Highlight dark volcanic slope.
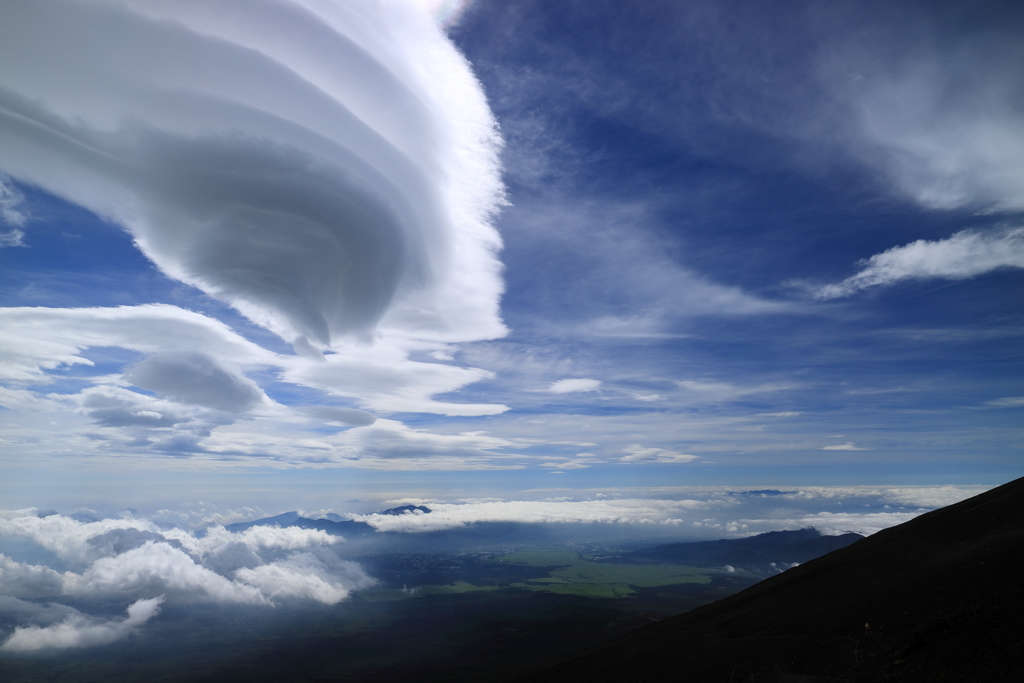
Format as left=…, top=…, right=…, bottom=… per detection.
left=509, top=478, right=1024, bottom=683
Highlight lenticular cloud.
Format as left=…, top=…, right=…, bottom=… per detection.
left=0, top=0, right=506, bottom=347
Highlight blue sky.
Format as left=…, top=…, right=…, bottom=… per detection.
left=1, top=0, right=1022, bottom=518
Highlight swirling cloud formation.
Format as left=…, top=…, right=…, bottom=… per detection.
left=0, top=0, right=505, bottom=348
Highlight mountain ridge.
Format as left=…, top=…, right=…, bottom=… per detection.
left=224, top=505, right=431, bottom=535
left=624, top=528, right=865, bottom=574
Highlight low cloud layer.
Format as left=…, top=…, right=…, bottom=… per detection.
left=0, top=510, right=376, bottom=651
left=1, top=597, right=162, bottom=653
left=354, top=484, right=986, bottom=535
left=0, top=485, right=987, bottom=650
left=815, top=227, right=1024, bottom=299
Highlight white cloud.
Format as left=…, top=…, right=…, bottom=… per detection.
left=0, top=511, right=382, bottom=649
left=0, top=596, right=80, bottom=627
left=845, top=39, right=1024, bottom=212
left=822, top=443, right=871, bottom=451
left=0, top=228, right=25, bottom=249
left=0, top=302, right=508, bottom=462
left=280, top=348, right=507, bottom=416
left=539, top=461, right=590, bottom=469
left=0, top=0, right=511, bottom=439
left=0, top=305, right=274, bottom=385
left=620, top=445, right=699, bottom=464
left=676, top=380, right=792, bottom=403
left=985, top=396, right=1024, bottom=408
left=0, top=307, right=288, bottom=448
left=0, top=0, right=505, bottom=348
left=0, top=511, right=163, bottom=562
left=547, top=378, right=601, bottom=394
left=234, top=549, right=375, bottom=605
left=738, top=511, right=921, bottom=538
left=0, top=554, right=64, bottom=598
left=410, top=485, right=991, bottom=536
left=815, top=227, right=1024, bottom=299
left=353, top=498, right=711, bottom=532
left=301, top=419, right=524, bottom=469
left=0, top=303, right=505, bottom=457
left=0, top=387, right=72, bottom=412
left=504, top=200, right=795, bottom=337
left=298, top=406, right=377, bottom=427
left=348, top=487, right=966, bottom=535
left=173, top=525, right=341, bottom=556
left=124, top=352, right=267, bottom=413
left=0, top=597, right=163, bottom=653
left=0, top=512, right=371, bottom=608
left=75, top=385, right=193, bottom=430
left=63, top=542, right=268, bottom=604
left=0, top=174, right=27, bottom=247
left=861, top=485, right=987, bottom=509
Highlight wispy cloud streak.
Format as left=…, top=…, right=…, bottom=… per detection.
left=814, top=227, right=1024, bottom=299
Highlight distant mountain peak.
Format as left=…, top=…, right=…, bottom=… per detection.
left=224, top=504, right=431, bottom=534
left=376, top=505, right=431, bottom=516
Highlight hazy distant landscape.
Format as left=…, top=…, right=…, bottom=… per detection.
left=0, top=503, right=870, bottom=683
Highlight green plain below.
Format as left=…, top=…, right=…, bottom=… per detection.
left=363, top=548, right=716, bottom=601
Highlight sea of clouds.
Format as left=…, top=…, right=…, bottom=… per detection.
left=0, top=509, right=374, bottom=653
left=353, top=484, right=990, bottom=536
left=0, top=483, right=990, bottom=652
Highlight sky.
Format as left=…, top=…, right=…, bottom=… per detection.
left=1, top=1, right=1022, bottom=521
left=1, top=0, right=1022, bottom=655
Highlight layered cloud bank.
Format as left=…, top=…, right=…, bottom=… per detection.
left=0, top=0, right=512, bottom=460
left=355, top=484, right=988, bottom=536
left=0, top=0, right=505, bottom=346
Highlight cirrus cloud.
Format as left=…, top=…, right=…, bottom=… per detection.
left=547, top=378, right=601, bottom=394
left=620, top=445, right=699, bottom=464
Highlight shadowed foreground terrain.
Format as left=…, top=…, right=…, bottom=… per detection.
left=0, top=526, right=858, bottom=683
left=505, top=477, right=1024, bottom=683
